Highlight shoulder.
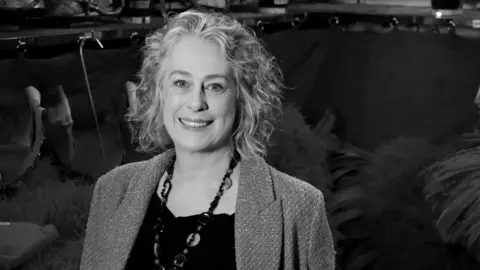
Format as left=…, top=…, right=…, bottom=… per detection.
left=95, top=159, right=150, bottom=191
left=267, top=165, right=332, bottom=245
left=267, top=165, right=327, bottom=227
left=269, top=165, right=325, bottom=206
left=93, top=152, right=165, bottom=203
left=267, top=166, right=335, bottom=259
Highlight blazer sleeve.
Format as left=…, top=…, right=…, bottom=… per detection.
left=308, top=192, right=336, bottom=270
left=80, top=180, right=107, bottom=270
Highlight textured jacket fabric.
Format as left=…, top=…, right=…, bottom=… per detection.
left=80, top=149, right=335, bottom=270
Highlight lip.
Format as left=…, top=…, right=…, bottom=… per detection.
left=178, top=118, right=214, bottom=131
left=179, top=117, right=213, bottom=123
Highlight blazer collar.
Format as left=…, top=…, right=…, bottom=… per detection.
left=234, top=153, right=283, bottom=269
left=106, top=149, right=282, bottom=270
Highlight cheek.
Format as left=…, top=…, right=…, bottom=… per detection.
left=162, top=91, right=181, bottom=115
left=229, top=101, right=237, bottom=119
left=223, top=96, right=237, bottom=122
left=161, top=93, right=176, bottom=126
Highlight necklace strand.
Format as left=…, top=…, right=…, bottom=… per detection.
left=153, top=151, right=240, bottom=270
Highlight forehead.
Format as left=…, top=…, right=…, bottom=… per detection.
left=169, top=35, right=229, bottom=75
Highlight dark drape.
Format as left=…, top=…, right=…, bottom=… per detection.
left=1, top=29, right=480, bottom=150
left=262, top=29, right=480, bottom=149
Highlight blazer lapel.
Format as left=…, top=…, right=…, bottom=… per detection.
left=105, top=150, right=174, bottom=269
left=235, top=156, right=283, bottom=270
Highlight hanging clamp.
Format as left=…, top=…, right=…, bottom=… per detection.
left=291, top=12, right=308, bottom=28
left=16, top=40, right=28, bottom=58
left=328, top=15, right=339, bottom=27
left=389, top=17, right=399, bottom=31
left=130, top=32, right=141, bottom=46
left=79, top=31, right=104, bottom=49
left=446, top=19, right=456, bottom=35
left=256, top=20, right=265, bottom=32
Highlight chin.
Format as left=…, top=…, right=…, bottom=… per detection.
left=173, top=136, right=211, bottom=151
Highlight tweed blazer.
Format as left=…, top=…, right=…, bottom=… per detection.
left=80, top=149, right=335, bottom=270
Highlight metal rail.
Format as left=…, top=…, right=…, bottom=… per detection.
left=0, top=19, right=163, bottom=50
left=2, top=4, right=480, bottom=50
left=0, top=12, right=301, bottom=50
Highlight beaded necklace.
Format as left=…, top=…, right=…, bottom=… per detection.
left=153, top=151, right=240, bottom=270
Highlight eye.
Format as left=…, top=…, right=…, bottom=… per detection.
left=173, top=80, right=189, bottom=88
left=206, top=83, right=226, bottom=93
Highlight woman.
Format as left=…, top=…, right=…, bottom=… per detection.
left=80, top=9, right=335, bottom=270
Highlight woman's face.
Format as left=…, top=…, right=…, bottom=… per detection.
left=162, top=35, right=237, bottom=154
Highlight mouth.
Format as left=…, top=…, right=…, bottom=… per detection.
left=179, top=118, right=214, bottom=128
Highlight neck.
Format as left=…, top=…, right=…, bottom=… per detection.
left=173, top=145, right=235, bottom=185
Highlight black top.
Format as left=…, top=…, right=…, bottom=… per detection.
left=125, top=192, right=237, bottom=270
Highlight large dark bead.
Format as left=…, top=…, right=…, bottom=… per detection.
left=198, top=212, right=212, bottom=225
left=154, top=223, right=164, bottom=234
left=159, top=196, right=167, bottom=206
left=210, top=200, right=219, bottom=209
left=173, top=254, right=187, bottom=267
left=154, top=259, right=161, bottom=265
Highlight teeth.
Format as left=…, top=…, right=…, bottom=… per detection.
left=180, top=119, right=210, bottom=128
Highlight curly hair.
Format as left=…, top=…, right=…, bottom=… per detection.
left=126, top=9, right=285, bottom=159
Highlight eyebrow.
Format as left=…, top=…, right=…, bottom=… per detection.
left=169, top=69, right=228, bottom=80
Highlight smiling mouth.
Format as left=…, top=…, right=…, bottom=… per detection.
left=179, top=118, right=214, bottom=128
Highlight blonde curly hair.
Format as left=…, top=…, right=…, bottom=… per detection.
left=126, top=9, right=285, bottom=158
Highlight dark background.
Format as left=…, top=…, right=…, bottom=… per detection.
left=1, top=28, right=479, bottom=151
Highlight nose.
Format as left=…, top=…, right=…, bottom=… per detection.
left=188, top=86, right=208, bottom=111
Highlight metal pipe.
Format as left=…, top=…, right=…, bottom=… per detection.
left=78, top=33, right=107, bottom=162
